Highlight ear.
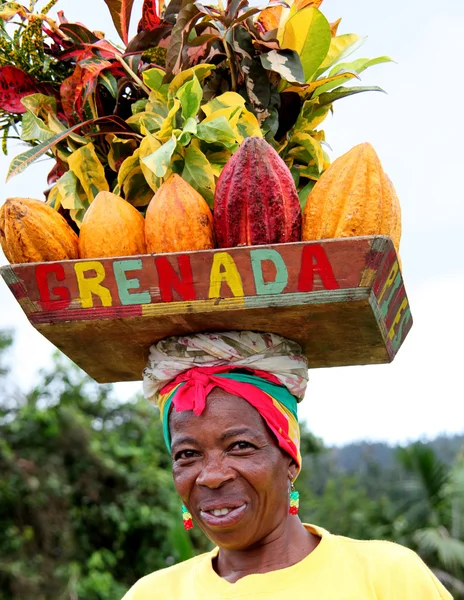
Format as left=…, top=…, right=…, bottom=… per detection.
left=287, top=458, right=299, bottom=483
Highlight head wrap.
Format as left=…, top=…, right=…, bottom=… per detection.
left=143, top=331, right=308, bottom=471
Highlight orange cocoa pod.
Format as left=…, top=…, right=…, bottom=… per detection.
left=0, top=197, right=79, bottom=264
left=145, top=174, right=215, bottom=253
left=302, top=143, right=402, bottom=252
left=79, top=191, right=146, bottom=258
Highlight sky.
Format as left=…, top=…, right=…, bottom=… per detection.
left=1, top=0, right=463, bottom=446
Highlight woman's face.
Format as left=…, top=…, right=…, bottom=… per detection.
left=169, top=388, right=298, bottom=550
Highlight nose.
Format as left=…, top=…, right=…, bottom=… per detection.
left=196, top=454, right=236, bottom=489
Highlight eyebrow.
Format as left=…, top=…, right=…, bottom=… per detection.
left=219, top=427, right=260, bottom=441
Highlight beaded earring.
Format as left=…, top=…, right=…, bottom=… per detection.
left=289, top=481, right=299, bottom=515
left=182, top=504, right=194, bottom=530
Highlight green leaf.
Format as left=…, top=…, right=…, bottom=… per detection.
left=280, top=7, right=331, bottom=82
left=6, top=120, right=92, bottom=181
left=260, top=50, right=305, bottom=84
left=196, top=116, right=238, bottom=148
left=99, top=71, right=118, bottom=98
left=183, top=117, right=197, bottom=135
left=176, top=75, right=202, bottom=121
left=143, top=68, right=169, bottom=98
left=290, top=132, right=324, bottom=172
left=68, top=143, right=109, bottom=203
left=329, top=56, right=393, bottom=78
left=181, top=145, right=215, bottom=207
left=315, top=85, right=385, bottom=108
left=298, top=179, right=315, bottom=211
left=56, top=170, right=87, bottom=211
left=20, top=112, right=54, bottom=142
left=168, top=64, right=216, bottom=101
left=141, top=134, right=177, bottom=178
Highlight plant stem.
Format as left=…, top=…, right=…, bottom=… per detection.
left=114, top=55, right=151, bottom=96
left=224, top=40, right=237, bottom=92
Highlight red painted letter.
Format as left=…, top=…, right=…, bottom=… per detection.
left=35, top=263, right=71, bottom=310
left=155, top=255, right=196, bottom=302
left=298, top=245, right=340, bottom=292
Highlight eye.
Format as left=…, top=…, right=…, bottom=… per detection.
left=174, top=449, right=200, bottom=461
left=229, top=441, right=257, bottom=452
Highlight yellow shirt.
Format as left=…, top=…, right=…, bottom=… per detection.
left=122, top=524, right=453, bottom=599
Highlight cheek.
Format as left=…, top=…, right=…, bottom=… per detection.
left=172, top=464, right=197, bottom=500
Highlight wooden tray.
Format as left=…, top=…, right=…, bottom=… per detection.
left=0, top=236, right=412, bottom=383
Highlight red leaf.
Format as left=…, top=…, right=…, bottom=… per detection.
left=138, top=0, right=161, bottom=32
left=0, top=66, right=39, bottom=114
left=47, top=156, right=68, bottom=185
left=102, top=0, right=136, bottom=46
left=60, top=65, right=84, bottom=124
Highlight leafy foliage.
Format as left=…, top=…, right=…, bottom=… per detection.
left=0, top=0, right=391, bottom=223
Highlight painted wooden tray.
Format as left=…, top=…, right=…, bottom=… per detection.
left=0, top=235, right=412, bottom=383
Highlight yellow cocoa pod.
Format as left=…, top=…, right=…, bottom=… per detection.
left=0, top=197, right=79, bottom=264
left=302, top=143, right=402, bottom=252
left=145, top=174, right=215, bottom=253
left=79, top=191, right=146, bottom=259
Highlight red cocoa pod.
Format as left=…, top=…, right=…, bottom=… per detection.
left=214, top=136, right=302, bottom=247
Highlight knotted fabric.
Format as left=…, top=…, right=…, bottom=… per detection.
left=143, top=332, right=309, bottom=472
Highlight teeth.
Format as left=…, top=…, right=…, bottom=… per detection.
left=210, top=508, right=232, bottom=516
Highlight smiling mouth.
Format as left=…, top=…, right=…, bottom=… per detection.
left=199, top=504, right=247, bottom=527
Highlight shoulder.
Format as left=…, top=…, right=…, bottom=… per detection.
left=121, top=551, right=212, bottom=600
left=310, top=525, right=452, bottom=598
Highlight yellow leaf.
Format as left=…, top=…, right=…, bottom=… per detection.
left=237, top=110, right=262, bottom=140
left=67, top=143, right=109, bottom=203
left=201, top=92, right=245, bottom=119
left=283, top=71, right=357, bottom=98
left=139, top=135, right=162, bottom=192
left=156, top=98, right=181, bottom=141
left=318, top=33, right=360, bottom=73
left=168, top=64, right=216, bottom=100
left=118, top=149, right=154, bottom=207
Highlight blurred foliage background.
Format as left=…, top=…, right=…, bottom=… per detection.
left=0, top=328, right=463, bottom=599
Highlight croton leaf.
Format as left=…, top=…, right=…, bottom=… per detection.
left=21, top=93, right=57, bottom=118
left=0, top=66, right=39, bottom=114
left=260, top=49, right=305, bottom=84
left=59, top=23, right=100, bottom=44
left=56, top=170, right=88, bottom=211
left=196, top=116, right=238, bottom=148
left=141, top=133, right=177, bottom=178
left=67, top=143, right=109, bottom=202
left=166, top=2, right=202, bottom=74
left=168, top=64, right=216, bottom=100
left=118, top=150, right=154, bottom=206
left=102, top=0, right=136, bottom=45
left=6, top=119, right=93, bottom=181
left=138, top=0, right=161, bottom=32
left=315, top=85, right=384, bottom=109
left=280, top=7, right=331, bottom=82
left=181, top=144, right=215, bottom=207
left=176, top=75, right=202, bottom=121
left=139, top=134, right=162, bottom=191
left=20, top=112, right=54, bottom=142
left=316, top=33, right=363, bottom=76
left=61, top=65, right=85, bottom=124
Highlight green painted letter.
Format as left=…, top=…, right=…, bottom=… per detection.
left=250, top=249, right=288, bottom=295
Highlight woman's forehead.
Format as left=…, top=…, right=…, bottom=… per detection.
left=169, top=390, right=268, bottom=437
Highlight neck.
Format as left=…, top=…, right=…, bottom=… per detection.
left=214, top=517, right=319, bottom=583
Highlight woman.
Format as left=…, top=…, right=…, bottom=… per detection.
left=123, top=332, right=452, bottom=599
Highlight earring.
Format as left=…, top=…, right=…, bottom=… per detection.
left=182, top=504, right=194, bottom=530
left=289, top=481, right=299, bottom=515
